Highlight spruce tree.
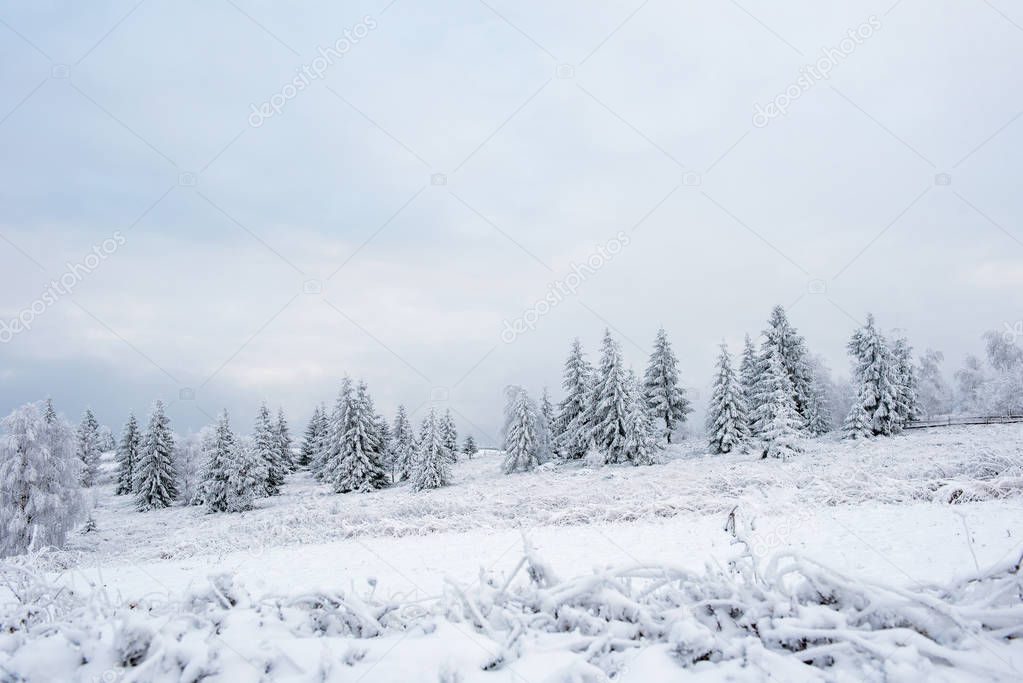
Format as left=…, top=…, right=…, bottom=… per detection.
left=842, top=390, right=873, bottom=439
left=227, top=437, right=268, bottom=512
left=195, top=410, right=236, bottom=512
left=411, top=409, right=452, bottom=491
left=134, top=401, right=178, bottom=511
left=754, top=306, right=815, bottom=432
left=805, top=381, right=833, bottom=436
left=752, top=349, right=803, bottom=459
left=706, top=342, right=750, bottom=455
left=392, top=404, right=415, bottom=481
left=623, top=372, right=657, bottom=465
left=463, top=434, right=478, bottom=459
left=739, top=334, right=761, bottom=431
left=76, top=408, right=101, bottom=487
left=298, top=405, right=323, bottom=468
left=441, top=409, right=458, bottom=463
left=845, top=314, right=900, bottom=437
left=892, top=336, right=920, bottom=426
left=555, top=338, right=593, bottom=459
left=275, top=408, right=294, bottom=471
left=642, top=327, right=691, bottom=443
left=501, top=386, right=547, bottom=473
left=253, top=403, right=285, bottom=496
left=330, top=381, right=389, bottom=493
left=0, top=401, right=84, bottom=557
left=540, top=387, right=556, bottom=439
left=115, top=413, right=141, bottom=495
left=590, top=329, right=630, bottom=463
left=317, top=379, right=353, bottom=482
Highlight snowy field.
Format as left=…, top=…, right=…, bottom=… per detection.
left=4, top=424, right=1023, bottom=681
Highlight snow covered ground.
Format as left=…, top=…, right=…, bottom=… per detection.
left=4, top=425, right=1023, bottom=681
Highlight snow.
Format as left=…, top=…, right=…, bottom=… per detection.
left=3, top=424, right=1023, bottom=681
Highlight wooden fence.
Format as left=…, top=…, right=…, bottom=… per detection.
left=904, top=414, right=1023, bottom=430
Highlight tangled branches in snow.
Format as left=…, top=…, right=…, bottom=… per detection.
left=3, top=528, right=1023, bottom=682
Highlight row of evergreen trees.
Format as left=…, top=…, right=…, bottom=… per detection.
left=705, top=308, right=920, bottom=458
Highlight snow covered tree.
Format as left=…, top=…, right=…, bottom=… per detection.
left=97, top=425, right=116, bottom=453
left=752, top=348, right=803, bottom=459
left=540, top=387, right=556, bottom=439
left=891, top=336, right=920, bottom=425
left=556, top=338, right=593, bottom=459
left=253, top=403, right=286, bottom=496
left=642, top=327, right=691, bottom=442
left=917, top=349, right=950, bottom=417
left=755, top=306, right=815, bottom=432
left=115, top=413, right=141, bottom=495
left=623, top=372, right=658, bottom=465
left=275, top=408, right=294, bottom=472
left=392, top=404, right=415, bottom=481
left=842, top=389, right=873, bottom=439
left=706, top=342, right=750, bottom=455
left=0, top=401, right=84, bottom=557
left=805, top=379, right=833, bottom=436
left=463, top=434, right=478, bottom=459
left=328, top=381, right=389, bottom=493
left=317, top=379, right=353, bottom=482
left=298, top=405, right=324, bottom=468
left=441, top=409, right=458, bottom=463
left=174, top=430, right=205, bottom=505
left=739, top=334, right=761, bottom=428
left=76, top=408, right=101, bottom=487
left=501, top=386, right=549, bottom=473
left=195, top=411, right=265, bottom=513
left=134, top=401, right=178, bottom=511
left=590, top=330, right=631, bottom=463
left=411, top=409, right=452, bottom=491
left=844, top=315, right=900, bottom=437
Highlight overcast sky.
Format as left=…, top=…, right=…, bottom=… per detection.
left=1, top=0, right=1021, bottom=442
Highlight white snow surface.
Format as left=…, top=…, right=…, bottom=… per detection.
left=3, top=425, right=1023, bottom=682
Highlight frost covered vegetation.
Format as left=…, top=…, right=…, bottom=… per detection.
left=2, top=529, right=1022, bottom=682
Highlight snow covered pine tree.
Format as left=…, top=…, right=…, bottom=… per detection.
left=502, top=386, right=550, bottom=473
left=441, top=409, right=458, bottom=463
left=392, top=404, right=415, bottom=481
left=642, top=327, right=691, bottom=443
left=706, top=342, right=750, bottom=454
left=463, top=434, right=478, bottom=459
left=298, top=405, right=323, bottom=468
left=844, top=314, right=901, bottom=437
left=76, top=408, right=101, bottom=487
left=590, top=330, right=631, bottom=463
left=253, top=403, right=287, bottom=496
left=556, top=338, right=593, bottom=459
left=275, top=408, right=294, bottom=471
left=411, top=409, right=452, bottom=491
left=751, top=349, right=803, bottom=459
left=331, top=381, right=389, bottom=493
left=115, top=413, right=141, bottom=495
left=134, top=401, right=178, bottom=511
left=623, top=372, right=658, bottom=465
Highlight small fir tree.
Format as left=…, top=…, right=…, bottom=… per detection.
left=623, top=372, right=658, bottom=465
left=463, top=434, right=478, bottom=459
left=330, top=381, right=389, bottom=493
left=556, top=338, right=593, bottom=459
left=411, top=410, right=452, bottom=491
left=752, top=349, right=803, bottom=459
left=76, top=408, right=101, bottom=487
left=253, top=403, right=286, bottom=496
left=441, top=409, right=458, bottom=463
left=392, top=404, right=415, bottom=481
left=134, top=401, right=178, bottom=511
left=115, top=413, right=141, bottom=495
left=275, top=408, right=294, bottom=471
left=642, top=327, right=691, bottom=442
left=590, top=330, right=631, bottom=463
left=298, top=405, right=323, bottom=468
left=501, top=386, right=547, bottom=473
left=706, top=342, right=750, bottom=455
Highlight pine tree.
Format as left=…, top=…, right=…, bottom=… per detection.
left=805, top=380, right=833, bottom=436
left=76, top=408, right=101, bottom=487
left=253, top=403, right=285, bottom=496
left=752, top=349, right=803, bottom=459
left=844, top=314, right=900, bottom=437
left=314, top=403, right=331, bottom=474
left=739, top=334, right=761, bottom=430
left=134, top=401, right=178, bottom=511
left=842, top=389, right=873, bottom=439
left=194, top=410, right=236, bottom=512
left=317, top=379, right=353, bottom=482
left=329, top=381, right=389, bottom=493
left=115, top=413, right=141, bottom=495
left=227, top=437, right=268, bottom=512
left=411, top=410, right=452, bottom=491
left=892, top=336, right=920, bottom=426
left=540, top=387, right=556, bottom=439
left=441, top=409, right=458, bottom=463
left=275, top=408, right=294, bottom=472
left=753, top=307, right=815, bottom=432
left=706, top=342, right=750, bottom=455
left=298, top=405, right=323, bottom=468
left=642, top=327, right=691, bottom=443
left=623, top=372, right=658, bottom=465
left=375, top=412, right=393, bottom=477
left=556, top=338, right=593, bottom=459
left=0, top=401, right=84, bottom=557
left=463, top=434, right=477, bottom=459
left=590, top=330, right=631, bottom=463
left=501, top=386, right=548, bottom=473
left=392, top=404, right=415, bottom=481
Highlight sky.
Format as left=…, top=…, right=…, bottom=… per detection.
left=0, top=0, right=1021, bottom=444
